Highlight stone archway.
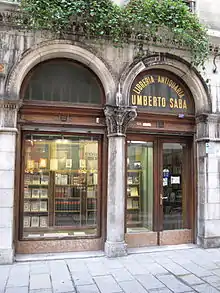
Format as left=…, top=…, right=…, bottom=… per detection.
left=120, top=53, right=211, bottom=114
left=5, top=40, right=116, bottom=104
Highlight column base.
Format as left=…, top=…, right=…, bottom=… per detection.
left=0, top=248, right=14, bottom=264
left=105, top=241, right=128, bottom=258
left=197, top=236, right=220, bottom=248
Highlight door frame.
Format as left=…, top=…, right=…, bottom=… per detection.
left=125, top=134, right=195, bottom=247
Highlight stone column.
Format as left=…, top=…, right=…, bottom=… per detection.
left=104, top=105, right=137, bottom=257
left=0, top=99, right=20, bottom=264
left=196, top=114, right=220, bottom=248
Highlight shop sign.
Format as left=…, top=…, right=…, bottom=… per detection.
left=130, top=73, right=195, bottom=114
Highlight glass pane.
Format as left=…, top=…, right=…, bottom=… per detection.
left=22, top=134, right=100, bottom=239
left=162, top=143, right=186, bottom=230
left=23, top=59, right=103, bottom=104
left=126, top=141, right=154, bottom=233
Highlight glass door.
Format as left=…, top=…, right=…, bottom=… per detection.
left=158, top=140, right=193, bottom=245
left=126, top=136, right=194, bottom=247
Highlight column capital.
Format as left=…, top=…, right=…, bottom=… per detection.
left=104, top=105, right=137, bottom=137
left=0, top=99, right=22, bottom=131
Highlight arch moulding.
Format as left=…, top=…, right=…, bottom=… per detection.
left=5, top=40, right=116, bottom=104
left=120, top=53, right=211, bottom=115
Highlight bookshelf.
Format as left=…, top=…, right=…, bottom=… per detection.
left=127, top=170, right=142, bottom=227
left=23, top=172, right=49, bottom=229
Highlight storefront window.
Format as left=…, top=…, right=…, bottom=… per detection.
left=22, top=134, right=100, bottom=239
left=126, top=141, right=154, bottom=233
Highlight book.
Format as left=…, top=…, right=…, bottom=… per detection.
left=32, top=175, right=40, bottom=185
left=40, top=216, right=48, bottom=227
left=127, top=198, right=133, bottom=209
left=24, top=188, right=31, bottom=198
left=127, top=177, right=133, bottom=185
left=130, top=187, right=139, bottom=197
left=23, top=216, right=31, bottom=228
left=40, top=189, right=48, bottom=198
left=31, top=201, right=40, bottom=212
left=41, top=175, right=49, bottom=185
left=24, top=200, right=31, bottom=212
left=40, top=201, right=48, bottom=212
left=24, top=174, right=32, bottom=186
left=31, top=216, right=40, bottom=227
left=32, top=189, right=40, bottom=198
left=61, top=174, right=68, bottom=185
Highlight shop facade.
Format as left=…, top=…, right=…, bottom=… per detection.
left=0, top=38, right=219, bottom=264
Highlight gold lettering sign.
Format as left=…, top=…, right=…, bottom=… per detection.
left=130, top=73, right=194, bottom=115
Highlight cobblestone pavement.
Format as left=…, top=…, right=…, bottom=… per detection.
left=2, top=247, right=220, bottom=292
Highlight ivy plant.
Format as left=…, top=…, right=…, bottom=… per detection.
left=19, top=0, right=209, bottom=66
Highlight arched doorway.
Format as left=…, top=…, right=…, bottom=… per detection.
left=16, top=59, right=107, bottom=254
left=125, top=69, right=196, bottom=247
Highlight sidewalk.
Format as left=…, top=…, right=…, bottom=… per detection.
left=1, top=246, right=220, bottom=293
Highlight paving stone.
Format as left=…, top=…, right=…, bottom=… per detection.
left=94, top=275, right=123, bottom=293
left=119, top=280, right=148, bottom=293
left=66, top=260, right=88, bottom=273
left=160, top=262, right=190, bottom=276
left=202, top=275, right=220, bottom=287
left=30, top=262, right=50, bottom=274
left=180, top=262, right=213, bottom=278
left=180, top=274, right=204, bottom=285
left=5, top=287, right=29, bottom=293
left=76, top=284, right=100, bottom=293
left=135, top=274, right=165, bottom=290
left=110, top=268, right=134, bottom=282
left=148, top=289, right=173, bottom=293
left=86, top=262, right=109, bottom=277
left=143, top=263, right=169, bottom=275
left=30, top=274, right=51, bottom=290
left=102, top=258, right=124, bottom=269
left=6, top=268, right=29, bottom=287
left=193, top=283, right=220, bottom=293
left=71, top=271, right=94, bottom=286
left=51, top=279, right=76, bottom=293
left=29, top=289, right=53, bottom=293
left=212, top=269, right=220, bottom=277
left=157, top=274, right=192, bottom=293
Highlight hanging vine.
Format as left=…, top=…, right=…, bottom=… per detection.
left=18, top=0, right=209, bottom=66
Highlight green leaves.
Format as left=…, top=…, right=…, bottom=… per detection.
left=19, top=0, right=209, bottom=66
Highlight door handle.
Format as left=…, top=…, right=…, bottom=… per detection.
left=160, top=194, right=168, bottom=205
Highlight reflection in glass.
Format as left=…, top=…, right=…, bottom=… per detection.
left=22, top=134, right=99, bottom=239
left=162, top=143, right=186, bottom=230
left=126, top=141, right=153, bottom=233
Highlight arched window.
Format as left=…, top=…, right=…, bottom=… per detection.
left=21, top=59, right=104, bottom=105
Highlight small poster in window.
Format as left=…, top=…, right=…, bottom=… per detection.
left=171, top=176, right=180, bottom=185
left=27, top=160, right=35, bottom=170
left=39, top=158, right=47, bottom=168
left=163, top=177, right=168, bottom=186
left=66, top=159, right=72, bottom=168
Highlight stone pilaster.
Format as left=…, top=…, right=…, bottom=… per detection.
left=0, top=99, right=21, bottom=264
left=104, top=105, right=137, bottom=257
left=196, top=113, right=220, bottom=248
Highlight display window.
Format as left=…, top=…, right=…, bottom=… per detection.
left=21, top=133, right=101, bottom=239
